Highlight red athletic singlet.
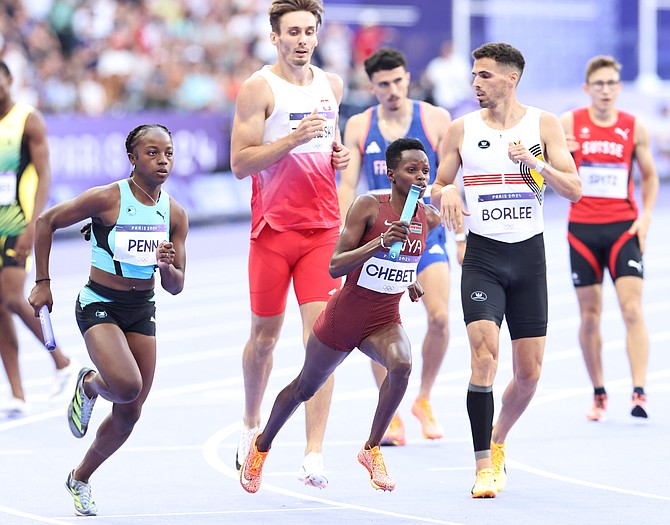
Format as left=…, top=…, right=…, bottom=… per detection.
left=249, top=66, right=341, bottom=238
left=312, top=194, right=427, bottom=351
left=568, top=108, right=637, bottom=224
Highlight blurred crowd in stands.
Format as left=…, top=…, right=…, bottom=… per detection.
left=0, top=0, right=475, bottom=118
left=2, top=0, right=272, bottom=114
left=2, top=0, right=668, bottom=176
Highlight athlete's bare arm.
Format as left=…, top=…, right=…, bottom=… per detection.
left=422, top=102, right=452, bottom=162
left=518, top=112, right=581, bottom=202
left=326, top=72, right=350, bottom=172
left=230, top=75, right=327, bottom=179
left=424, top=203, right=442, bottom=234
left=159, top=199, right=188, bottom=295
left=329, top=194, right=410, bottom=278
left=29, top=184, right=122, bottom=314
left=431, top=118, right=466, bottom=232
left=559, top=111, right=580, bottom=154
left=630, top=118, right=659, bottom=251
left=338, top=111, right=366, bottom=219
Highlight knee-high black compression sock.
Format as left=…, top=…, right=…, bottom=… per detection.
left=467, top=384, right=494, bottom=460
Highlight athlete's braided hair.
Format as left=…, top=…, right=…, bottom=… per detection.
left=125, top=124, right=172, bottom=155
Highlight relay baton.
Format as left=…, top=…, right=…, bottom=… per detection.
left=39, top=305, right=56, bottom=352
left=388, top=184, right=422, bottom=261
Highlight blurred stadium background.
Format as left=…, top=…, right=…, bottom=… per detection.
left=2, top=0, right=669, bottom=223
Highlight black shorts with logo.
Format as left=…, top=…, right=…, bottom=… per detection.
left=461, top=232, right=548, bottom=340
left=568, top=220, right=642, bottom=287
left=75, top=280, right=156, bottom=336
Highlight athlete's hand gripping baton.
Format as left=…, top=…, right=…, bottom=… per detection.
left=388, top=184, right=422, bottom=261
left=39, top=305, right=56, bottom=351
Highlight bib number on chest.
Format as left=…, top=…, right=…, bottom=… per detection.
left=475, top=191, right=540, bottom=234
left=113, top=224, right=168, bottom=266
left=579, top=162, right=628, bottom=199
left=289, top=111, right=336, bottom=154
left=357, top=252, right=420, bottom=294
left=0, top=172, right=17, bottom=205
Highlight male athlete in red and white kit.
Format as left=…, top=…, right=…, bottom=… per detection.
left=230, top=0, right=350, bottom=489
left=560, top=55, right=659, bottom=422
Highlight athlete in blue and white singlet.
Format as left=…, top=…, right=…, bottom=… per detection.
left=360, top=101, right=449, bottom=272
left=78, top=179, right=170, bottom=311
left=28, top=124, right=188, bottom=516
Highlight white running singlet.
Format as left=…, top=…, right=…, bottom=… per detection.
left=461, top=107, right=546, bottom=243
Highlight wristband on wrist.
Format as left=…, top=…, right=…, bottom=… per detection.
left=35, top=278, right=51, bottom=284
left=442, top=183, right=458, bottom=193
left=534, top=159, right=546, bottom=173
left=454, top=232, right=467, bottom=242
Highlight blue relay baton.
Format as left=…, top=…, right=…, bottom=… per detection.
left=388, top=184, right=422, bottom=261
left=39, top=305, right=56, bottom=351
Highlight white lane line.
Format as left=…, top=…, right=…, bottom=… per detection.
left=0, top=506, right=76, bottom=525
left=52, top=507, right=348, bottom=519
left=506, top=460, right=670, bottom=501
